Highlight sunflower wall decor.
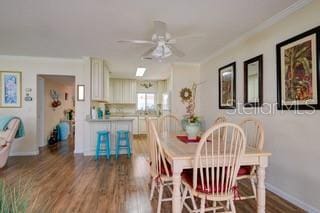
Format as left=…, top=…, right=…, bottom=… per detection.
left=180, top=87, right=192, bottom=102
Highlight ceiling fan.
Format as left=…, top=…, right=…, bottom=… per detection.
left=118, top=21, right=203, bottom=60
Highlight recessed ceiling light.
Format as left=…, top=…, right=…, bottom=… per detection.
left=136, top=67, right=146, bottom=77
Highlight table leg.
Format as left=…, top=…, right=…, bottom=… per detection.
left=257, top=164, right=266, bottom=213
left=172, top=172, right=182, bottom=213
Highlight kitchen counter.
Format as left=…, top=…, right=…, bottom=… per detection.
left=87, top=118, right=135, bottom=122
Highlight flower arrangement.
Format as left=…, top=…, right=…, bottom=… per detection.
left=180, top=83, right=198, bottom=123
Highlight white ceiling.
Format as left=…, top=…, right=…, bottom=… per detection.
left=0, top=0, right=299, bottom=79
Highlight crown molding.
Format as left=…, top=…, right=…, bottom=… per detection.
left=201, top=0, right=314, bottom=64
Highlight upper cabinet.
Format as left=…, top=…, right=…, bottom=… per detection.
left=122, top=79, right=137, bottom=104
left=91, top=58, right=110, bottom=102
left=109, top=79, right=136, bottom=104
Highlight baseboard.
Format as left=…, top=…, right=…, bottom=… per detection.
left=266, top=183, right=320, bottom=213
left=9, top=150, right=39, bottom=156
left=84, top=150, right=132, bottom=156
left=73, top=150, right=83, bottom=154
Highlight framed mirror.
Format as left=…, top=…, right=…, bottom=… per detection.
left=244, top=55, right=263, bottom=107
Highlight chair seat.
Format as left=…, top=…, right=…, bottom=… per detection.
left=181, top=169, right=227, bottom=194
left=237, top=166, right=252, bottom=176
left=97, top=130, right=109, bottom=135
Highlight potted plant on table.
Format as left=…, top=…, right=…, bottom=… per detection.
left=180, top=83, right=201, bottom=140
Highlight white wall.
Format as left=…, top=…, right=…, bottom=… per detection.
left=0, top=56, right=90, bottom=155
left=199, top=1, right=320, bottom=211
left=171, top=63, right=200, bottom=119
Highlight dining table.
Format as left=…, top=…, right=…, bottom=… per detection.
left=159, top=133, right=272, bottom=213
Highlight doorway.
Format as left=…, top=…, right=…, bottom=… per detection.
left=37, top=75, right=76, bottom=152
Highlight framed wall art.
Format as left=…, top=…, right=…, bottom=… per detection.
left=276, top=26, right=320, bottom=110
left=218, top=62, right=236, bottom=109
left=0, top=71, right=22, bottom=108
left=244, top=55, right=263, bottom=107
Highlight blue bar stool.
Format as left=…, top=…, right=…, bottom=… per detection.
left=115, top=130, right=131, bottom=159
left=96, top=130, right=111, bottom=160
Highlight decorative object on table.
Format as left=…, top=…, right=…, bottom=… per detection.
left=140, top=81, right=153, bottom=89
left=104, top=105, right=111, bottom=119
left=276, top=26, right=320, bottom=110
left=219, top=62, right=236, bottom=109
left=91, top=106, right=97, bottom=119
left=24, top=88, right=33, bottom=102
left=97, top=107, right=103, bottom=119
left=180, top=82, right=201, bottom=140
left=49, top=89, right=61, bottom=108
left=0, top=71, right=22, bottom=108
left=176, top=135, right=201, bottom=143
left=77, top=84, right=85, bottom=101
left=244, top=55, right=263, bottom=107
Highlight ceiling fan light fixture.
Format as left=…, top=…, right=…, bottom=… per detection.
left=136, top=67, right=146, bottom=77
left=152, top=45, right=172, bottom=58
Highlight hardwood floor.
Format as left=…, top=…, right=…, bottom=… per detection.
left=0, top=136, right=305, bottom=213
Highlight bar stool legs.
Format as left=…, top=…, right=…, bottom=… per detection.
left=95, top=131, right=111, bottom=160
left=116, top=130, right=131, bottom=159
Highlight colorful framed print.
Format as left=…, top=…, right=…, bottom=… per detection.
left=219, top=62, right=236, bottom=109
left=0, top=71, right=22, bottom=108
left=276, top=26, right=320, bottom=110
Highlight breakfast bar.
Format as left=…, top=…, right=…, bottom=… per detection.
left=85, top=118, right=134, bottom=156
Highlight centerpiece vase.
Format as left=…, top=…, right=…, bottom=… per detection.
left=185, top=122, right=200, bottom=140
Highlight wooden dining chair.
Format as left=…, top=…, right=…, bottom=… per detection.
left=213, top=115, right=227, bottom=125
left=181, top=122, right=246, bottom=213
left=213, top=115, right=227, bottom=140
left=236, top=117, right=264, bottom=200
left=158, top=114, right=181, bottom=137
left=147, top=118, right=173, bottom=213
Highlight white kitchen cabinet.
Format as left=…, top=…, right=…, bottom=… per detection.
left=103, top=61, right=110, bottom=101
left=108, top=78, right=114, bottom=103
left=130, top=117, right=138, bottom=134
left=138, top=116, right=158, bottom=134
left=110, top=79, right=136, bottom=104
left=112, top=79, right=123, bottom=103
left=122, top=79, right=131, bottom=104
left=111, top=116, right=138, bottom=135
left=122, top=79, right=137, bottom=104
left=138, top=117, right=147, bottom=134
left=91, top=58, right=110, bottom=102
left=130, top=80, right=137, bottom=104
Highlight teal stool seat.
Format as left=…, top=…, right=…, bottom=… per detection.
left=115, top=130, right=131, bottom=159
left=96, top=130, right=111, bottom=160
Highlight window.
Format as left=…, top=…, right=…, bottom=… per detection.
left=137, top=93, right=155, bottom=111
left=162, top=93, right=170, bottom=110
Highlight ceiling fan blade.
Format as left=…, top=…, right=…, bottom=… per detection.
left=154, top=21, right=167, bottom=37
left=141, top=47, right=156, bottom=57
left=117, top=40, right=155, bottom=44
left=167, top=33, right=205, bottom=43
left=168, top=45, right=185, bottom=57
